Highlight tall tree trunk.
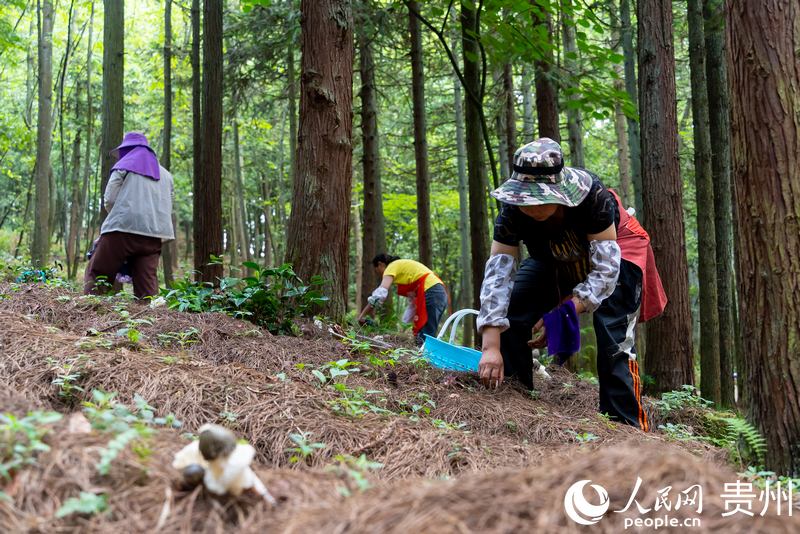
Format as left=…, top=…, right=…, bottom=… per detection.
left=260, top=173, right=274, bottom=266
left=521, top=65, right=534, bottom=141
left=452, top=18, right=472, bottom=347
left=613, top=82, right=632, bottom=206
left=32, top=0, right=54, bottom=268
left=461, top=0, right=489, bottom=316
left=285, top=0, right=354, bottom=320
left=609, top=1, right=632, bottom=206
left=285, top=42, right=298, bottom=254
left=357, top=16, right=386, bottom=308
left=161, top=0, right=175, bottom=287
left=532, top=3, right=559, bottom=141
left=352, top=189, right=363, bottom=309
left=78, top=0, right=95, bottom=278
left=502, top=62, right=516, bottom=171
left=408, top=1, right=432, bottom=267
left=728, top=0, right=800, bottom=475
left=232, top=112, right=251, bottom=265
left=190, top=0, right=201, bottom=267
left=100, top=0, right=123, bottom=221
left=66, top=129, right=82, bottom=279
left=638, top=0, right=694, bottom=393
left=194, top=0, right=223, bottom=283
left=687, top=0, right=720, bottom=404
left=620, top=0, right=643, bottom=217
left=561, top=0, right=583, bottom=167
left=704, top=0, right=736, bottom=408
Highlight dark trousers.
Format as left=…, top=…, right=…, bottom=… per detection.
left=84, top=231, right=162, bottom=299
left=415, top=283, right=449, bottom=346
left=500, top=258, right=649, bottom=430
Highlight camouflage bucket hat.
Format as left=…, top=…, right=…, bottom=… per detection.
left=491, top=138, right=592, bottom=207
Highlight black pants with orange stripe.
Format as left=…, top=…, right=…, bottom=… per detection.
left=500, top=258, right=648, bottom=430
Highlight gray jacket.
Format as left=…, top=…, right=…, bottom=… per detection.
left=101, top=166, right=175, bottom=241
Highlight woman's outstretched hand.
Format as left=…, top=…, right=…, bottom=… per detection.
left=478, top=347, right=504, bottom=389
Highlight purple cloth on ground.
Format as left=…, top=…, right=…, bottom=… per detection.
left=542, top=299, right=581, bottom=365
left=111, top=132, right=161, bottom=181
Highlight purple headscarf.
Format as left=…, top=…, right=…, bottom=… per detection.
left=111, top=132, right=161, bottom=181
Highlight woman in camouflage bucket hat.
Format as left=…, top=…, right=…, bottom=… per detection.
left=491, top=137, right=593, bottom=207
left=476, top=138, right=667, bottom=430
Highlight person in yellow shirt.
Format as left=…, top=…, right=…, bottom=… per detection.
left=357, top=253, right=448, bottom=345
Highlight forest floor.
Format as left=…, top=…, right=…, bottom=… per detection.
left=1, top=284, right=798, bottom=533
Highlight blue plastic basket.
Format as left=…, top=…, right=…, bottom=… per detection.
left=422, top=309, right=481, bottom=372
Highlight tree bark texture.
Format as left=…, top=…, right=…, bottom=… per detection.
left=461, top=0, right=490, bottom=315
left=521, top=66, right=534, bottom=141
left=727, top=0, right=800, bottom=475
left=233, top=113, right=251, bottom=265
left=357, top=18, right=386, bottom=309
left=502, top=62, right=516, bottom=171
left=286, top=0, right=354, bottom=320
left=194, top=0, right=223, bottom=283
left=704, top=0, right=736, bottom=408
left=100, top=0, right=123, bottom=220
left=162, top=0, right=175, bottom=287
left=32, top=0, right=54, bottom=268
left=452, top=21, right=473, bottom=347
left=561, top=0, right=583, bottom=167
left=532, top=4, right=559, bottom=141
left=408, top=1, right=432, bottom=267
left=638, top=0, right=695, bottom=393
left=620, top=0, right=643, bottom=217
left=190, top=0, right=201, bottom=265
left=687, top=0, right=720, bottom=404
left=66, top=130, right=82, bottom=278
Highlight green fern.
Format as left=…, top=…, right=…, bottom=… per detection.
left=704, top=413, right=767, bottom=465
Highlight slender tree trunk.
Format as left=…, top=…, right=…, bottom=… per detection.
left=352, top=189, right=363, bottom=310
left=66, top=129, right=82, bottom=279
left=357, top=17, right=386, bottom=308
left=285, top=0, right=354, bottom=320
left=687, top=0, right=720, bottom=403
left=728, top=0, right=800, bottom=476
left=451, top=18, right=472, bottom=346
left=461, top=0, right=489, bottom=316
left=232, top=112, right=251, bottom=264
left=521, top=65, right=534, bottom=141
left=286, top=42, right=297, bottom=252
left=704, top=0, right=736, bottom=408
left=503, top=62, right=516, bottom=170
left=561, top=0, right=583, bottom=167
left=100, top=0, right=123, bottom=221
left=408, top=1, right=433, bottom=267
left=78, top=0, right=95, bottom=278
left=532, top=3, right=559, bottom=141
left=638, top=0, right=694, bottom=393
left=496, top=113, right=509, bottom=182
left=620, top=0, right=643, bottom=217
left=613, top=82, right=632, bottom=206
left=194, top=0, right=223, bottom=283
left=32, top=0, right=54, bottom=268
left=190, top=0, right=201, bottom=267
left=609, top=1, right=632, bottom=206
left=260, top=173, right=273, bottom=266
left=161, top=0, right=175, bottom=287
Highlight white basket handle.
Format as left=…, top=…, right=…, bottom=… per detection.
left=436, top=308, right=479, bottom=345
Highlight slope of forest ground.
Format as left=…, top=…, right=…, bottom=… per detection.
left=1, top=284, right=797, bottom=533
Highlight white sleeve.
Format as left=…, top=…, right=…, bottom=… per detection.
left=572, top=240, right=621, bottom=312
left=104, top=170, right=125, bottom=209
left=367, top=286, right=389, bottom=307
left=476, top=254, right=517, bottom=333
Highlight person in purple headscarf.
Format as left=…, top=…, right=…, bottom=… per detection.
left=84, top=132, right=174, bottom=299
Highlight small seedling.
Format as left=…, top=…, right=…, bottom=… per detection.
left=285, top=431, right=326, bottom=464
